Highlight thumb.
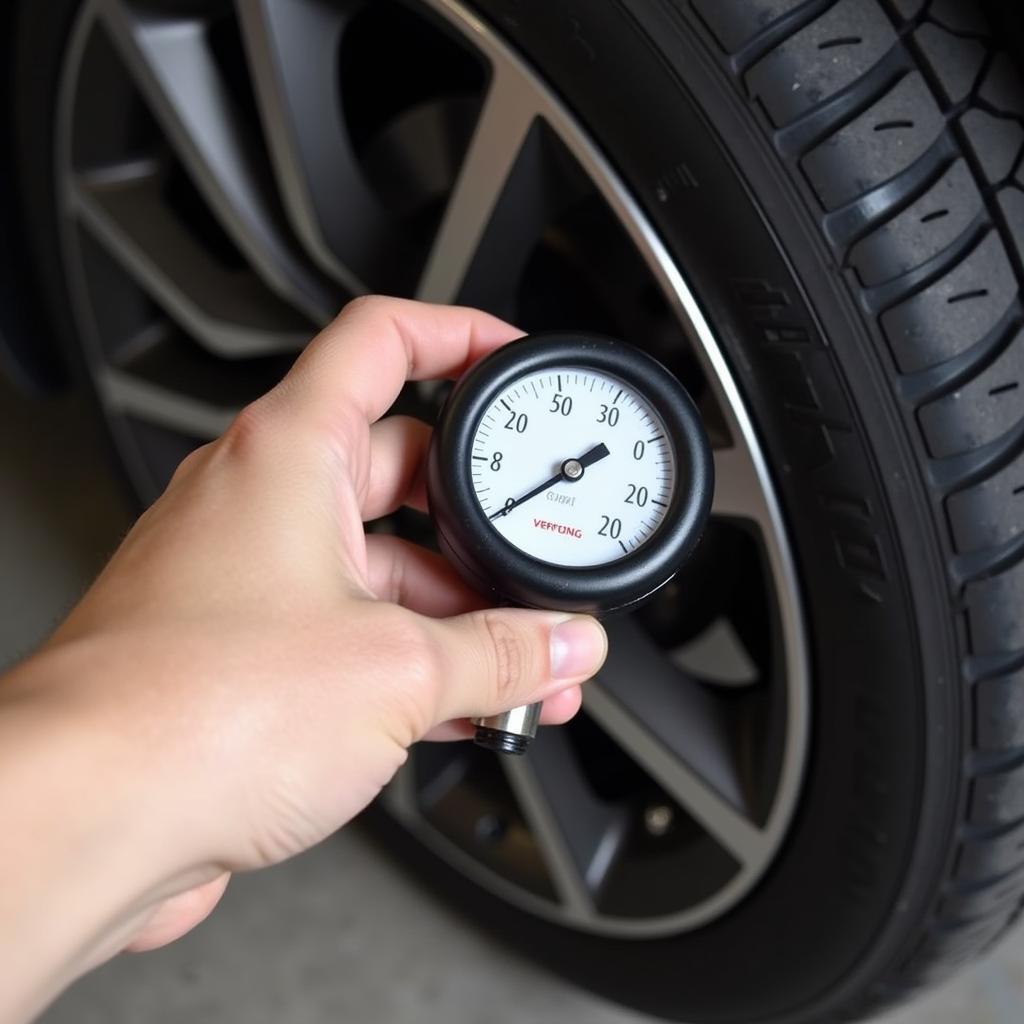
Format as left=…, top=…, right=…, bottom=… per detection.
left=425, top=609, right=607, bottom=723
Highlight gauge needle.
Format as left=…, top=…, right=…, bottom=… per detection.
left=490, top=443, right=610, bottom=519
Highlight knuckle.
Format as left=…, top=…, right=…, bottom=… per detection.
left=378, top=608, right=440, bottom=684
left=403, top=617, right=443, bottom=689
left=222, top=400, right=272, bottom=457
left=167, top=441, right=212, bottom=487
left=387, top=615, right=442, bottom=739
left=337, top=293, right=389, bottom=324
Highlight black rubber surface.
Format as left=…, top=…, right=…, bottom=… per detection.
left=689, top=3, right=1024, bottom=1009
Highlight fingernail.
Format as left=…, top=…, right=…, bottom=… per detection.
left=550, top=617, right=607, bottom=680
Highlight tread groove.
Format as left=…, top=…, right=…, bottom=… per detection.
left=819, top=36, right=863, bottom=50
left=926, top=17, right=990, bottom=44
left=860, top=215, right=990, bottom=314
left=932, top=909, right=1016, bottom=933
left=952, top=529, right=1024, bottom=588
left=898, top=298, right=1021, bottom=405
left=822, top=131, right=958, bottom=250
left=947, top=862, right=1024, bottom=898
left=960, top=813, right=1024, bottom=843
left=970, top=745, right=1024, bottom=779
left=928, top=415, right=1024, bottom=495
left=965, top=648, right=1024, bottom=686
left=728, top=0, right=840, bottom=75
left=947, top=288, right=989, bottom=304
left=774, top=46, right=913, bottom=158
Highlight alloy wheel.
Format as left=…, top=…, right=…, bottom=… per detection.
left=57, top=0, right=810, bottom=937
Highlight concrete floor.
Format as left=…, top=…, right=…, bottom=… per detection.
left=3, top=375, right=1022, bottom=1023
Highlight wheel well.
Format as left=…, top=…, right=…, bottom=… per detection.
left=0, top=0, right=68, bottom=393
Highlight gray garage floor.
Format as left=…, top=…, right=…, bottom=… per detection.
left=3, top=375, right=1022, bottom=1023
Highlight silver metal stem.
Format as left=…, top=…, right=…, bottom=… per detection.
left=472, top=701, right=542, bottom=755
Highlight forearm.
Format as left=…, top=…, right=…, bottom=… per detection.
left=0, top=298, right=607, bottom=1021
left=0, top=645, right=200, bottom=1023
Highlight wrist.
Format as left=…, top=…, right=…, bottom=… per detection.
left=0, top=642, right=213, bottom=1020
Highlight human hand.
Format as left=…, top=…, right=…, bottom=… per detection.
left=0, top=298, right=607, bottom=997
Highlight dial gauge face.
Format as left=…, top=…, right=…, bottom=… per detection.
left=470, top=367, right=677, bottom=568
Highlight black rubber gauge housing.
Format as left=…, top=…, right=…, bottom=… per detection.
left=427, top=333, right=714, bottom=615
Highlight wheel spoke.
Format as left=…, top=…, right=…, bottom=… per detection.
left=416, top=67, right=537, bottom=303
left=96, top=0, right=337, bottom=323
left=584, top=686, right=768, bottom=866
left=98, top=367, right=236, bottom=439
left=235, top=0, right=398, bottom=293
left=72, top=168, right=312, bottom=358
left=711, top=443, right=767, bottom=522
left=584, top=618, right=770, bottom=867
left=501, top=728, right=628, bottom=912
left=379, top=760, right=420, bottom=826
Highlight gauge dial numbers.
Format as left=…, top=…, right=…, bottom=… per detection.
left=427, top=333, right=713, bottom=615
left=470, top=368, right=676, bottom=568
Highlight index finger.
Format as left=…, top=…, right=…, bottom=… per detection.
left=285, top=296, right=523, bottom=425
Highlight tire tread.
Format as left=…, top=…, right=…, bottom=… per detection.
left=690, top=0, right=1024, bottom=1014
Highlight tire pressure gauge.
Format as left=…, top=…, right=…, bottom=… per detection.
left=427, top=333, right=713, bottom=755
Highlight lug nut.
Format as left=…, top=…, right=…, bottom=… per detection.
left=474, top=812, right=506, bottom=843
left=643, top=804, right=674, bottom=837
